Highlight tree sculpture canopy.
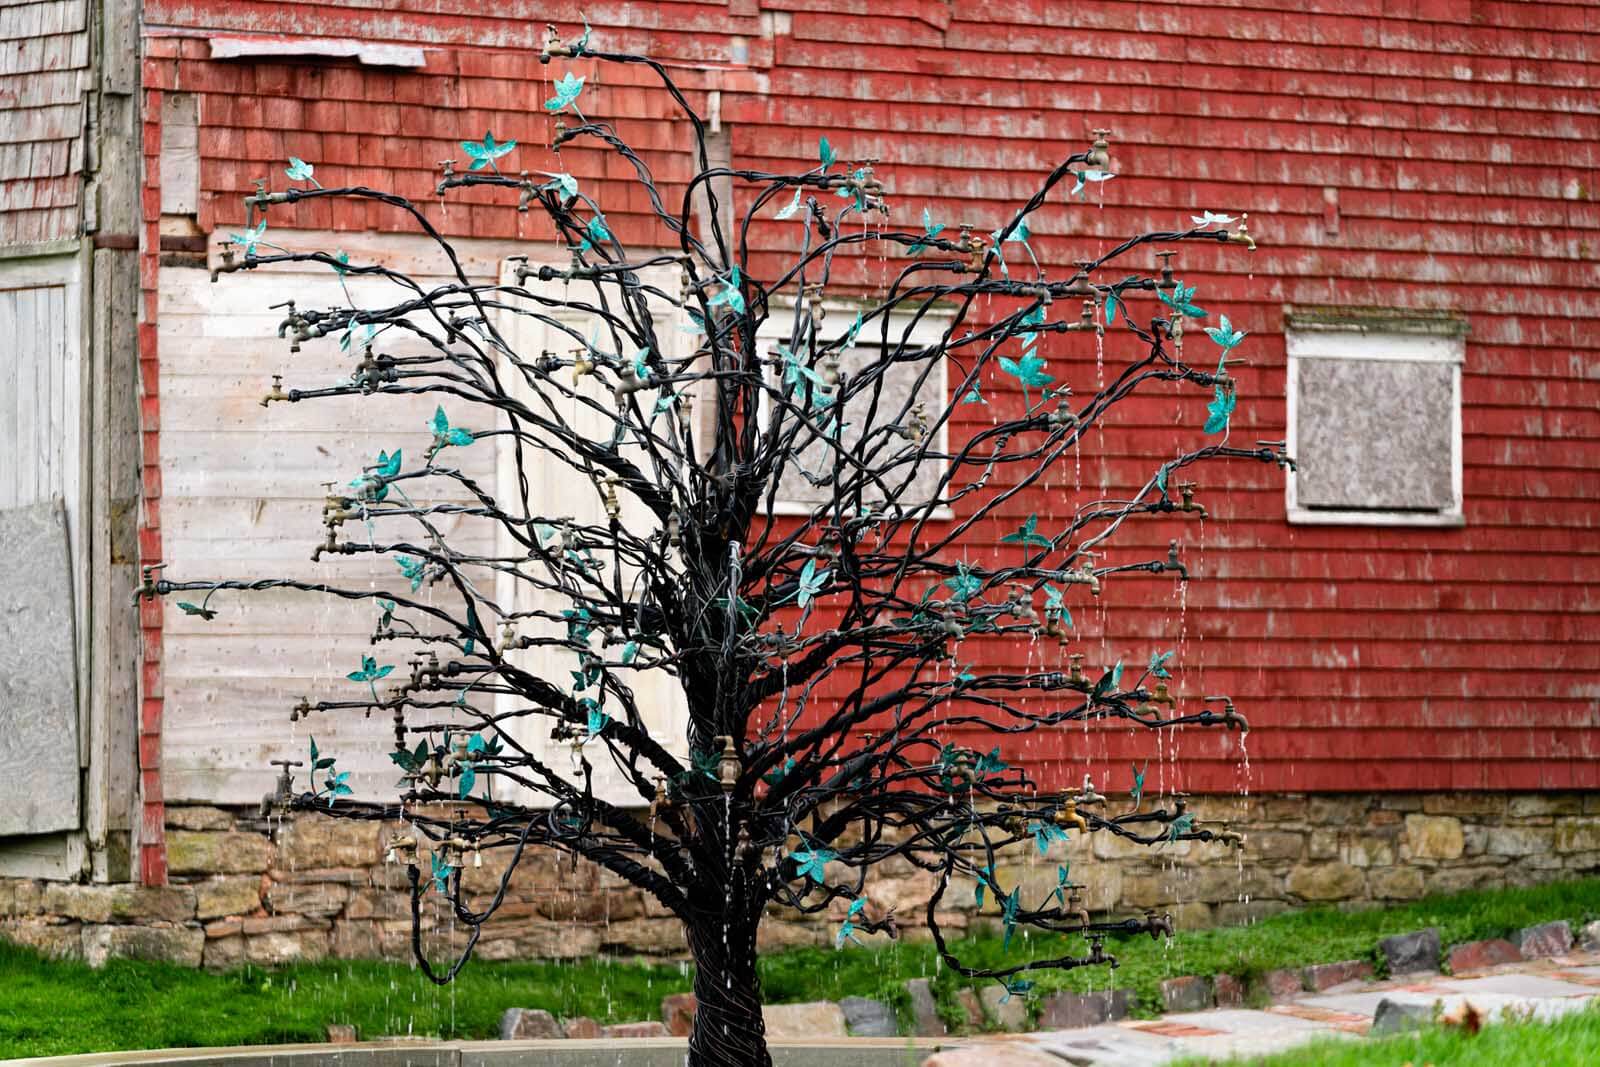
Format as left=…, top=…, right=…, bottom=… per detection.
left=141, top=25, right=1292, bottom=1067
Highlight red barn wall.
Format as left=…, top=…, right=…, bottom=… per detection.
left=139, top=0, right=1599, bottom=809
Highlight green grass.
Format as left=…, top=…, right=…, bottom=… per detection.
left=2, top=877, right=1595, bottom=1059
left=1178, top=1002, right=1600, bottom=1066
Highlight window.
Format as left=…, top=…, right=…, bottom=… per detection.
left=756, top=302, right=954, bottom=516
left=1284, top=308, right=1466, bottom=526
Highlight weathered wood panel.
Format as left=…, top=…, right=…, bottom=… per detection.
left=158, top=252, right=499, bottom=804
left=0, top=1, right=89, bottom=247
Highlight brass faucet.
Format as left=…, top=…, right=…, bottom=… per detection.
left=259, top=374, right=290, bottom=408
left=1154, top=250, right=1177, bottom=291
left=1066, top=652, right=1089, bottom=691
left=1205, top=695, right=1249, bottom=733
left=260, top=759, right=302, bottom=816
left=1088, top=129, right=1112, bottom=170
left=1175, top=482, right=1207, bottom=518
left=1145, top=909, right=1174, bottom=939
left=1064, top=298, right=1103, bottom=336
left=1227, top=213, right=1255, bottom=251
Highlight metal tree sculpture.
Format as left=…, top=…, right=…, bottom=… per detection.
left=140, top=28, right=1292, bottom=1067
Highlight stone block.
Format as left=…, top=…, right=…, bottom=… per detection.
left=1160, top=975, right=1213, bottom=1013
left=1422, top=794, right=1503, bottom=817
left=905, top=978, right=945, bottom=1037
left=500, top=1008, right=562, bottom=1040
left=195, top=876, right=262, bottom=920
left=270, top=866, right=371, bottom=885
left=1286, top=862, right=1364, bottom=901
left=1342, top=835, right=1396, bottom=867
left=82, top=924, right=204, bottom=968
left=265, top=880, right=351, bottom=918
left=347, top=887, right=410, bottom=921
left=1307, top=830, right=1338, bottom=859
left=1508, top=795, right=1581, bottom=818
left=1554, top=820, right=1600, bottom=855
left=165, top=805, right=234, bottom=831
left=277, top=819, right=381, bottom=869
left=562, top=1017, right=601, bottom=1039
left=839, top=996, right=898, bottom=1037
left=1404, top=815, right=1464, bottom=860
left=755, top=920, right=823, bottom=951
left=1214, top=973, right=1245, bottom=1007
left=763, top=1001, right=847, bottom=1038
left=40, top=883, right=196, bottom=924
left=1307, top=796, right=1363, bottom=825
left=1370, top=997, right=1436, bottom=1036
left=326, top=1024, right=357, bottom=1043
left=1302, top=959, right=1374, bottom=991
left=1261, top=968, right=1305, bottom=1000
left=1447, top=938, right=1521, bottom=973
left=1368, top=867, right=1426, bottom=900
left=602, top=1021, right=670, bottom=1037
left=1037, top=988, right=1131, bottom=1029
left=979, top=985, right=1028, bottom=1031
left=1577, top=920, right=1600, bottom=952
left=923, top=1047, right=1065, bottom=1067
left=1, top=919, right=82, bottom=959
left=1485, top=827, right=1554, bottom=857
left=204, top=919, right=243, bottom=939
left=661, top=992, right=697, bottom=1036
left=204, top=934, right=244, bottom=970
left=330, top=920, right=381, bottom=959
left=1423, top=865, right=1502, bottom=896
left=954, top=988, right=984, bottom=1031
left=0, top=880, right=43, bottom=917
left=167, top=831, right=273, bottom=875
left=1380, top=928, right=1440, bottom=975
left=1250, top=831, right=1304, bottom=861
left=1516, top=920, right=1573, bottom=959
left=601, top=918, right=684, bottom=955
left=242, top=913, right=328, bottom=935
left=245, top=929, right=329, bottom=966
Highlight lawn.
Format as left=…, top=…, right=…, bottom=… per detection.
left=1, top=877, right=1595, bottom=1059
left=1180, top=1001, right=1600, bottom=1066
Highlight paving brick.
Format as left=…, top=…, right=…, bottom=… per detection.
left=1448, top=938, right=1523, bottom=974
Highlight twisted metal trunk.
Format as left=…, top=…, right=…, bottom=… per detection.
left=685, top=905, right=770, bottom=1067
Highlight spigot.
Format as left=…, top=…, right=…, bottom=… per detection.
left=1064, top=260, right=1095, bottom=297
left=572, top=348, right=595, bottom=384
left=385, top=833, right=417, bottom=864
left=1065, top=298, right=1102, bottom=336
left=1145, top=909, right=1174, bottom=939
left=1055, top=798, right=1089, bottom=832
left=1204, top=696, right=1249, bottom=733
left=1256, top=439, right=1297, bottom=471
left=1067, top=652, right=1089, bottom=690
left=1064, top=885, right=1091, bottom=929
left=1165, top=539, right=1189, bottom=581
left=1147, top=680, right=1177, bottom=711
left=137, top=563, right=167, bottom=600
left=1176, top=482, right=1207, bottom=518
left=260, top=374, right=290, bottom=408
left=1217, top=826, right=1246, bottom=849
left=1088, top=128, right=1112, bottom=170
left=260, top=759, right=302, bottom=816
left=1155, top=250, right=1177, bottom=290
left=288, top=696, right=312, bottom=722
left=599, top=475, right=621, bottom=521
left=649, top=774, right=672, bottom=819
left=1226, top=213, right=1255, bottom=251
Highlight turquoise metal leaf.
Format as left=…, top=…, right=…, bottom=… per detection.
left=430, top=852, right=455, bottom=893
left=998, top=351, right=1052, bottom=390
left=1031, top=819, right=1069, bottom=856
left=544, top=72, right=585, bottom=112
left=706, top=266, right=745, bottom=315
left=457, top=762, right=476, bottom=798
left=1001, top=888, right=1021, bottom=950
left=586, top=703, right=610, bottom=737
left=1000, top=514, right=1053, bottom=549
left=973, top=863, right=994, bottom=907
left=1148, top=650, right=1174, bottom=678
left=775, top=189, right=802, bottom=219
left=541, top=172, right=579, bottom=198
left=1042, top=583, right=1063, bottom=612
left=375, top=449, right=402, bottom=477
left=1052, top=863, right=1071, bottom=906
left=430, top=406, right=475, bottom=448
left=975, top=745, right=1007, bottom=778
left=819, top=135, right=836, bottom=170
left=796, top=558, right=830, bottom=609
left=1205, top=314, right=1247, bottom=351
left=176, top=601, right=217, bottom=621
left=573, top=17, right=593, bottom=54
left=789, top=846, right=836, bottom=885
left=1155, top=465, right=1169, bottom=495
left=1130, top=761, right=1148, bottom=807
left=1070, top=169, right=1115, bottom=198
left=578, top=214, right=613, bottom=251
left=1000, top=978, right=1034, bottom=1003
left=346, top=654, right=394, bottom=683
left=762, top=757, right=796, bottom=786
left=1204, top=386, right=1236, bottom=434
left=461, top=131, right=516, bottom=172
left=1092, top=660, right=1124, bottom=700
left=1190, top=210, right=1236, bottom=227
left=1158, top=280, right=1207, bottom=320
left=395, top=555, right=426, bottom=591
left=961, top=386, right=986, bottom=405
left=284, top=157, right=320, bottom=188
left=907, top=206, right=945, bottom=254
left=1167, top=811, right=1196, bottom=843
left=228, top=220, right=268, bottom=256
left=943, top=562, right=982, bottom=602
left=1105, top=290, right=1121, bottom=324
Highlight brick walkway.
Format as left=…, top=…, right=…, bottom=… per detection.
left=928, top=950, right=1600, bottom=1065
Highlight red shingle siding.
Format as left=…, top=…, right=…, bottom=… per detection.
left=0, top=0, right=90, bottom=245
left=140, top=2, right=1599, bottom=793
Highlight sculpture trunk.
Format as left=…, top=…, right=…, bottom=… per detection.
left=686, top=911, right=770, bottom=1067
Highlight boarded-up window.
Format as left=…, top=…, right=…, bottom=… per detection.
left=758, top=305, right=953, bottom=515
left=1285, top=309, right=1465, bottom=526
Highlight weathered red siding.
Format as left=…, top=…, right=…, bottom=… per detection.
left=140, top=1, right=1600, bottom=805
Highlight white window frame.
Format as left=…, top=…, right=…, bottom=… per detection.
left=1284, top=310, right=1466, bottom=527
left=755, top=301, right=956, bottom=518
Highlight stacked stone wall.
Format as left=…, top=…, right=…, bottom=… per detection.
left=3, top=792, right=1596, bottom=967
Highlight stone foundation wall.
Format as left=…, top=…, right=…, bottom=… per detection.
left=3, top=791, right=1596, bottom=968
